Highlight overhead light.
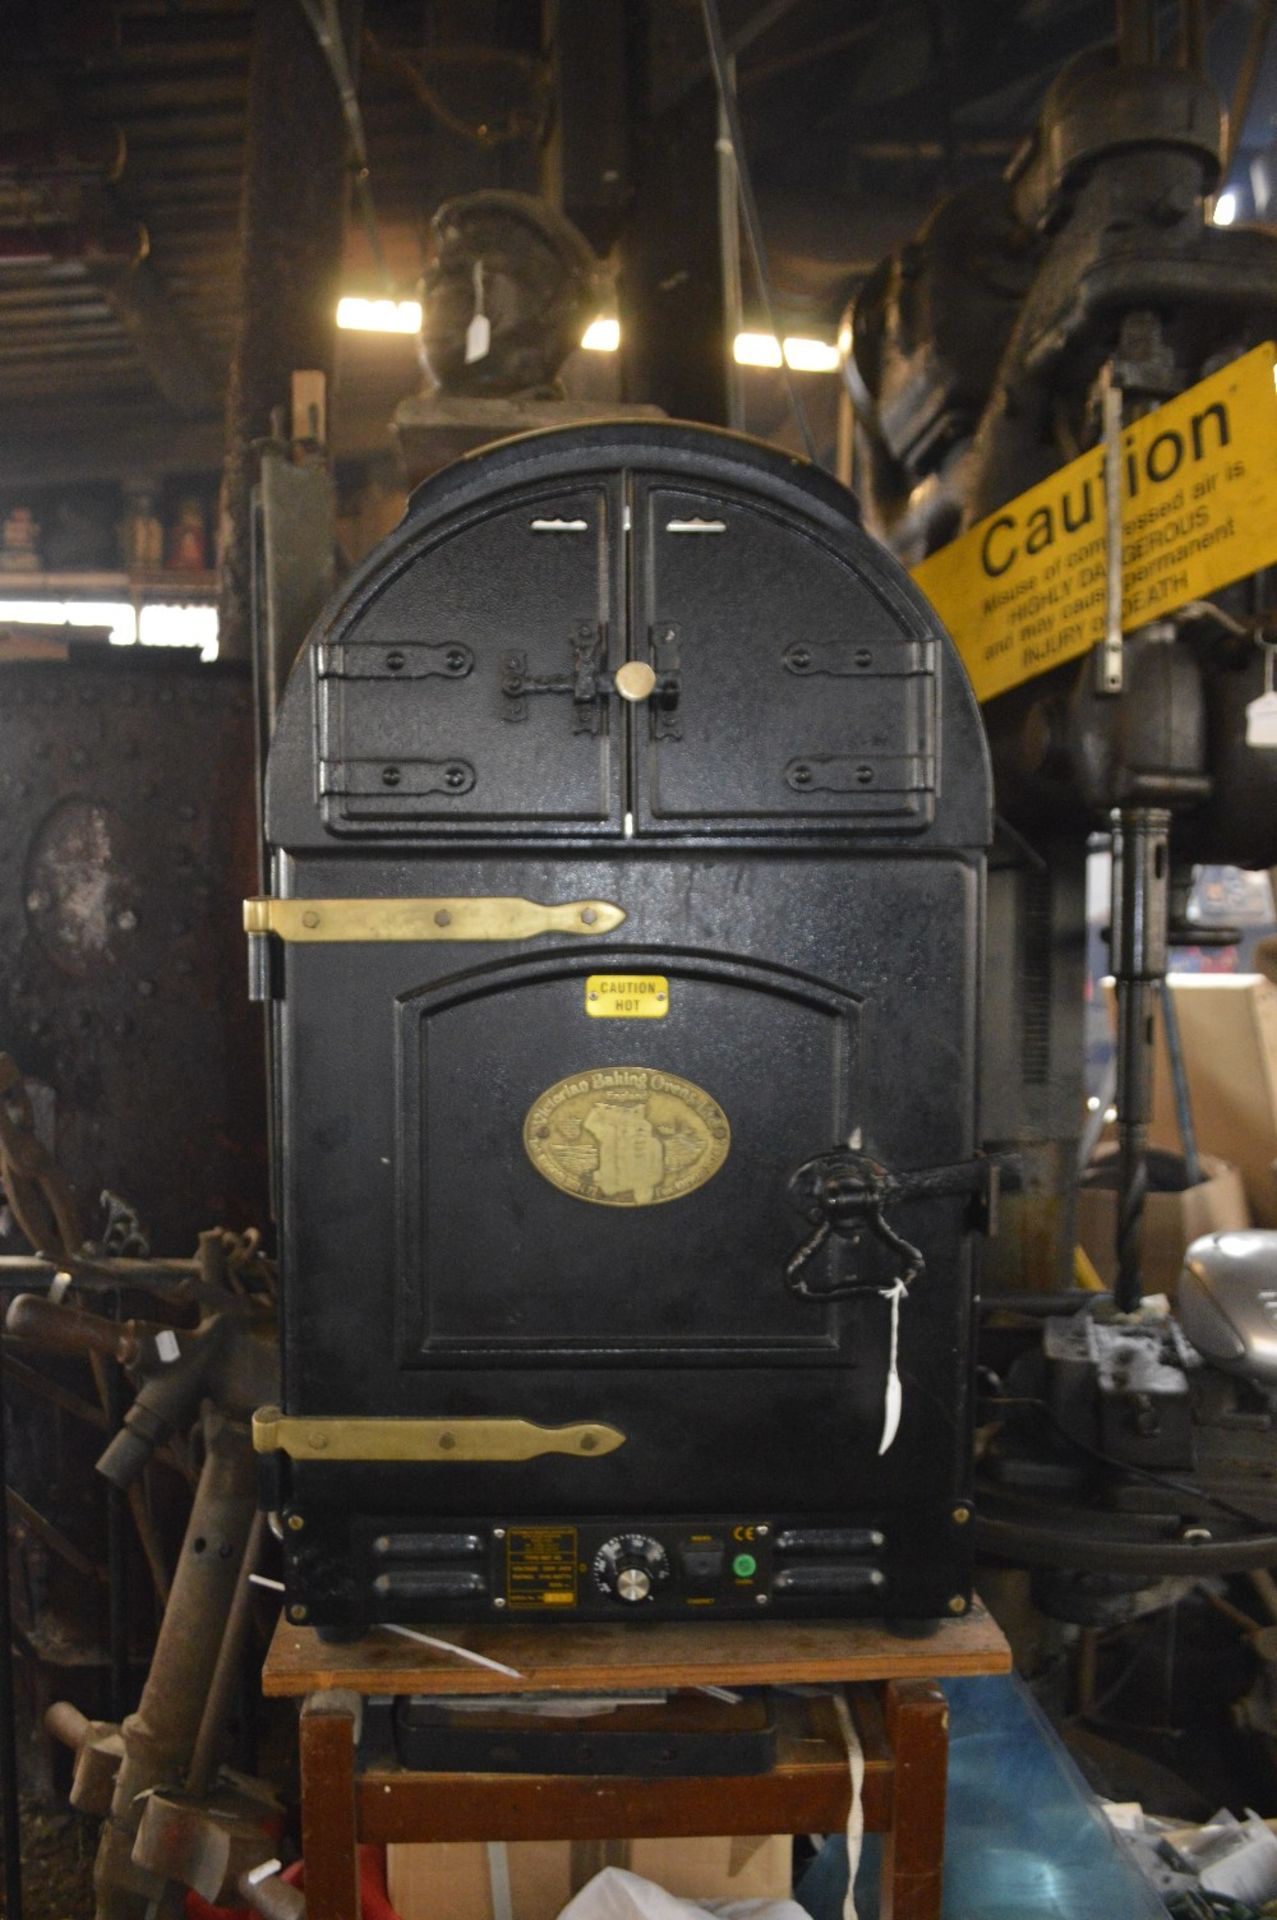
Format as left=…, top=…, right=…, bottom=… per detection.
left=1213, top=190, right=1238, bottom=226
left=734, top=331, right=783, bottom=368
left=733, top=331, right=839, bottom=372
left=782, top=336, right=840, bottom=373
left=581, top=315, right=620, bottom=352
left=336, top=296, right=422, bottom=333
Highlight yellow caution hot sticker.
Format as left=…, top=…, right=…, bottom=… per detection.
left=585, top=974, right=669, bottom=1018
left=912, top=342, right=1277, bottom=703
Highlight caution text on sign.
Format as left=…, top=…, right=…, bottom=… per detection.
left=911, top=342, right=1277, bottom=704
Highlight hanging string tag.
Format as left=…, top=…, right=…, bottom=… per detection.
left=878, top=1278, right=906, bottom=1456
left=465, top=259, right=491, bottom=364
left=1247, top=638, right=1277, bottom=747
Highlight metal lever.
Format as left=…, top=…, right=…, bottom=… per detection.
left=785, top=1148, right=1012, bottom=1298
left=500, top=624, right=608, bottom=732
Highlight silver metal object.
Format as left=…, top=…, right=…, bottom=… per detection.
left=1178, top=1231, right=1277, bottom=1386
left=1098, top=369, right=1125, bottom=694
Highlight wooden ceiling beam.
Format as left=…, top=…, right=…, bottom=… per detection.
left=91, top=256, right=222, bottom=415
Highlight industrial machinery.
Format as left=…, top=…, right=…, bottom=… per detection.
left=250, top=420, right=995, bottom=1636
left=847, top=13, right=1277, bottom=1594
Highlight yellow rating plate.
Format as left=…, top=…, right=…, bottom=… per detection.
left=912, top=342, right=1277, bottom=703
left=585, top=974, right=669, bottom=1018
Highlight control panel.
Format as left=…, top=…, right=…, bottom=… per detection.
left=359, top=1516, right=892, bottom=1619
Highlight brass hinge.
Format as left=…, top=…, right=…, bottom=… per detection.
left=252, top=1409, right=626, bottom=1463
left=243, top=896, right=626, bottom=943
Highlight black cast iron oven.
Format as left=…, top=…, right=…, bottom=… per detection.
left=251, top=422, right=992, bottom=1637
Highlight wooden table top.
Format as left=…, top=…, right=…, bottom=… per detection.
left=262, top=1601, right=1011, bottom=1698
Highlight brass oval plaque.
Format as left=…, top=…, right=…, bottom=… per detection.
left=524, top=1066, right=731, bottom=1207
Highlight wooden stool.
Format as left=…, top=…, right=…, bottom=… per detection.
left=263, top=1608, right=1011, bottom=1920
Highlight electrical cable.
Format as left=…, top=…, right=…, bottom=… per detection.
left=365, top=37, right=548, bottom=149
left=699, top=0, right=819, bottom=464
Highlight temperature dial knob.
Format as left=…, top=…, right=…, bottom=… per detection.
left=592, top=1533, right=671, bottom=1605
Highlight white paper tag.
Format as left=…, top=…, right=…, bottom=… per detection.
left=464, top=259, right=490, bottom=364
left=1246, top=690, right=1277, bottom=746
left=155, top=1328, right=180, bottom=1363
left=878, top=1279, right=906, bottom=1455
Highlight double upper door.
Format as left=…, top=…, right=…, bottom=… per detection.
left=316, top=470, right=937, bottom=837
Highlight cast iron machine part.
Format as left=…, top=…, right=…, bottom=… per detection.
left=5, top=1233, right=279, bottom=1920
left=846, top=19, right=1277, bottom=1308
left=254, top=419, right=995, bottom=1637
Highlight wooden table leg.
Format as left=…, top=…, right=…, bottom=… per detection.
left=879, top=1679, right=949, bottom=1920
left=300, top=1689, right=362, bottom=1920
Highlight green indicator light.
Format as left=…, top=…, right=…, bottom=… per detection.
left=732, top=1552, right=757, bottom=1579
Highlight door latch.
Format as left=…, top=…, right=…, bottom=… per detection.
left=501, top=623, right=608, bottom=733
left=784, top=1147, right=1016, bottom=1297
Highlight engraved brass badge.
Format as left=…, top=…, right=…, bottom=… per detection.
left=524, top=1067, right=730, bottom=1207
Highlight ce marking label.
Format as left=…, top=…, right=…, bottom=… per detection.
left=732, top=1524, right=757, bottom=1543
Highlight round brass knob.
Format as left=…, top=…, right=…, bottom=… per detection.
left=614, top=660, right=657, bottom=703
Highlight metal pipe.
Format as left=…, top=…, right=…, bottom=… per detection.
left=0, top=1259, right=199, bottom=1285
left=44, top=1701, right=91, bottom=1753
left=715, top=54, right=746, bottom=433
left=1098, top=368, right=1125, bottom=694
left=1160, top=977, right=1202, bottom=1187
left=1116, top=0, right=1156, bottom=65
left=103, top=1321, right=129, bottom=1725
left=93, top=1410, right=257, bottom=1920
left=1178, top=0, right=1206, bottom=72
left=237, top=1866, right=305, bottom=1920
left=1110, top=808, right=1171, bottom=1312
left=6, top=1294, right=139, bottom=1365
left=186, top=1511, right=266, bottom=1799
left=700, top=0, right=818, bottom=464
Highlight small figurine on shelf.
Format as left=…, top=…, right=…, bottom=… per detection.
left=121, top=487, right=164, bottom=571
left=44, top=496, right=116, bottom=571
left=0, top=505, right=41, bottom=573
left=166, top=496, right=207, bottom=571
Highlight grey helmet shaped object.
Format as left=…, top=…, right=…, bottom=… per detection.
left=1178, top=1231, right=1277, bottom=1386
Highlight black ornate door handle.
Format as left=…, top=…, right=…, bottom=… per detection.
left=784, top=1148, right=1016, bottom=1298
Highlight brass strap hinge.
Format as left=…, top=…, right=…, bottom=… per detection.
left=252, top=1410, right=626, bottom=1463
left=243, top=896, right=626, bottom=943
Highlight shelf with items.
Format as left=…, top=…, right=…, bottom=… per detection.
left=0, top=568, right=218, bottom=601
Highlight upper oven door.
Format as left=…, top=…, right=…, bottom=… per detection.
left=627, top=479, right=938, bottom=835
left=316, top=481, right=625, bottom=836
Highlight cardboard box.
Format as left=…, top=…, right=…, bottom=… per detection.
left=1076, top=1152, right=1250, bottom=1296
left=1147, top=975, right=1277, bottom=1226
left=386, top=1835, right=792, bottom=1920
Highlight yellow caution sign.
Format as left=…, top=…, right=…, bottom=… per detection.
left=585, top=974, right=669, bottom=1018
left=912, top=342, right=1277, bottom=703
